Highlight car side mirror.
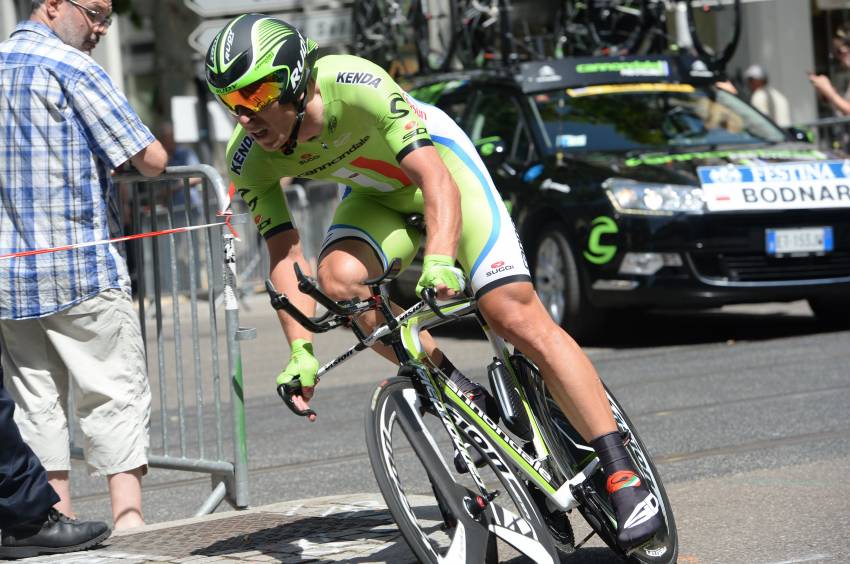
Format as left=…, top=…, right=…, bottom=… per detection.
left=475, top=137, right=508, bottom=169
left=786, top=127, right=811, bottom=143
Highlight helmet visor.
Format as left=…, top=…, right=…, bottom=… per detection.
left=218, top=78, right=284, bottom=114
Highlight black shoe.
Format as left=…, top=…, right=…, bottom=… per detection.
left=0, top=508, right=111, bottom=559
left=608, top=472, right=663, bottom=549
left=448, top=373, right=497, bottom=474
left=449, top=372, right=498, bottom=422
left=453, top=441, right=488, bottom=474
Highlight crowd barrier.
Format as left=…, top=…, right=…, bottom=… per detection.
left=68, top=165, right=254, bottom=515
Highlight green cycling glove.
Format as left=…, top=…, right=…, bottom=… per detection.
left=276, top=339, right=319, bottom=390
left=415, top=254, right=466, bottom=296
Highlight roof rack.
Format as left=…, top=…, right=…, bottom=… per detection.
left=352, top=0, right=740, bottom=80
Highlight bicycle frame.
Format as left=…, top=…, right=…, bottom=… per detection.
left=306, top=291, right=601, bottom=513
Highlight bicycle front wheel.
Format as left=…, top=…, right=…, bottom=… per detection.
left=516, top=356, right=678, bottom=564
left=365, top=376, right=560, bottom=563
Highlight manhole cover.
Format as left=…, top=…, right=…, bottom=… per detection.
left=105, top=511, right=395, bottom=558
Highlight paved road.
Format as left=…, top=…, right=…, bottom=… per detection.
left=66, top=295, right=850, bottom=563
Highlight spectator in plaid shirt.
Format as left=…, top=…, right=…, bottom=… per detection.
left=0, top=0, right=167, bottom=531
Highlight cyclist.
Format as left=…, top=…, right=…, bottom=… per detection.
left=206, top=13, right=662, bottom=548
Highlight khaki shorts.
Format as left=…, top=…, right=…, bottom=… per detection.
left=0, top=289, right=150, bottom=476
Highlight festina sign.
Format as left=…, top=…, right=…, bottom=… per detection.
left=183, top=0, right=300, bottom=18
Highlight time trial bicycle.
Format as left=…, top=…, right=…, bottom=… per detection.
left=266, top=259, right=677, bottom=563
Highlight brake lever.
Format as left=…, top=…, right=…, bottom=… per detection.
left=421, top=288, right=460, bottom=320
left=277, top=382, right=317, bottom=418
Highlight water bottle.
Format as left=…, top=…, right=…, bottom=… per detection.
left=487, top=358, right=531, bottom=440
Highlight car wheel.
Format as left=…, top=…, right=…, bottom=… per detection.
left=533, top=225, right=603, bottom=342
left=808, top=296, right=850, bottom=329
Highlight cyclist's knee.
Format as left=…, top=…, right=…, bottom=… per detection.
left=318, top=240, right=384, bottom=300
left=479, top=284, right=557, bottom=351
left=317, top=258, right=364, bottom=300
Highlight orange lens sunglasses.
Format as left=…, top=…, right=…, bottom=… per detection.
left=218, top=79, right=284, bottom=115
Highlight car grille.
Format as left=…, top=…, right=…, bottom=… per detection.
left=690, top=251, right=850, bottom=283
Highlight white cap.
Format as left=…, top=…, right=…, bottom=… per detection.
left=744, top=64, right=766, bottom=80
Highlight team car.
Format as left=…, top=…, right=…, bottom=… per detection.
left=399, top=54, right=850, bottom=340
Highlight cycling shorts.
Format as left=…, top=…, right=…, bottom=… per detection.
left=319, top=132, right=531, bottom=298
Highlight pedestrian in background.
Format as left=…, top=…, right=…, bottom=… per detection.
left=1, top=376, right=111, bottom=559
left=744, top=64, right=791, bottom=126
left=0, top=0, right=167, bottom=531
left=809, top=23, right=850, bottom=116
left=158, top=121, right=204, bottom=217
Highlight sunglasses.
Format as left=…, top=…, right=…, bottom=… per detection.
left=218, top=78, right=289, bottom=115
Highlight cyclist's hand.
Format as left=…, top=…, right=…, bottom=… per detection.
left=416, top=254, right=465, bottom=300
left=276, top=339, right=319, bottom=422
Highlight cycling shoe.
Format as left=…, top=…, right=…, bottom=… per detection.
left=608, top=471, right=663, bottom=548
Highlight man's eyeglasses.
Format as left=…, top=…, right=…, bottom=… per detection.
left=66, top=0, right=112, bottom=28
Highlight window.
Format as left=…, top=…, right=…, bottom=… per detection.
left=468, top=90, right=536, bottom=164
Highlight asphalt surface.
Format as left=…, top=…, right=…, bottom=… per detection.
left=60, top=295, right=850, bottom=563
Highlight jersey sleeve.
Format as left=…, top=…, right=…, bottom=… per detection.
left=226, top=131, right=295, bottom=239
left=332, top=58, right=433, bottom=163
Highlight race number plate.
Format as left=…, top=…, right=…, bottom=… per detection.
left=765, top=227, right=833, bottom=256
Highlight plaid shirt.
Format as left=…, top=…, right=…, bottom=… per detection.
left=0, top=22, right=154, bottom=319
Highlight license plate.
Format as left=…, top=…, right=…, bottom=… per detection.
left=765, top=227, right=833, bottom=256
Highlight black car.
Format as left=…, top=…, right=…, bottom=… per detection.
left=404, top=54, right=850, bottom=340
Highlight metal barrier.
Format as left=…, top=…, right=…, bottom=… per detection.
left=796, top=115, right=850, bottom=153
left=68, top=165, right=254, bottom=516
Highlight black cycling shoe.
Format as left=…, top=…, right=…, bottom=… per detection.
left=452, top=383, right=496, bottom=474
left=447, top=372, right=497, bottom=474
left=608, top=471, right=663, bottom=549
left=449, top=372, right=498, bottom=421
left=0, top=508, right=111, bottom=560
left=453, top=441, right=488, bottom=474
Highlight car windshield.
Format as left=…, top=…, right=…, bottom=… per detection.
left=532, top=84, right=787, bottom=154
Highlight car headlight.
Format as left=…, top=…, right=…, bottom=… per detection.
left=603, top=178, right=705, bottom=215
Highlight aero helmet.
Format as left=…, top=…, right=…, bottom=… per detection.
left=205, top=13, right=318, bottom=115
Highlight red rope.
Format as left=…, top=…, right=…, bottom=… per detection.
left=0, top=220, right=229, bottom=261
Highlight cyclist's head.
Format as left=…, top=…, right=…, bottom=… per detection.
left=205, top=13, right=318, bottom=115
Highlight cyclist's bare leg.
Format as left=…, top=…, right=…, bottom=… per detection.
left=477, top=280, right=616, bottom=441
left=317, top=239, right=447, bottom=365
left=479, top=280, right=663, bottom=545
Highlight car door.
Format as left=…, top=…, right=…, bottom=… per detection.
left=462, top=86, right=539, bottom=218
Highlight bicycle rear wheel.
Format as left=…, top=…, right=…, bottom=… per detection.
left=353, top=0, right=397, bottom=69
left=591, top=0, right=650, bottom=54
left=687, top=0, right=741, bottom=72
left=365, top=376, right=560, bottom=563
left=412, top=0, right=458, bottom=72
left=353, top=0, right=420, bottom=74
left=515, top=355, right=678, bottom=564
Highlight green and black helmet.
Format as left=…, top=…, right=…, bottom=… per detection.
left=205, top=13, right=319, bottom=115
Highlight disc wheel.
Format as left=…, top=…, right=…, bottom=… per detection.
left=516, top=355, right=679, bottom=563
